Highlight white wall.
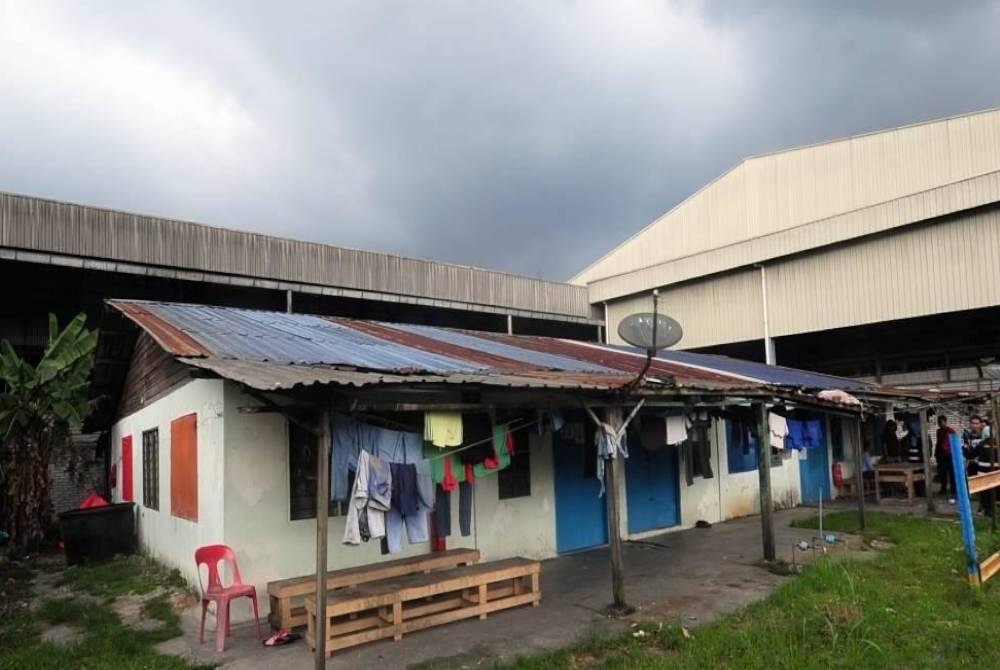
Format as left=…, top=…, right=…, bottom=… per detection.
left=220, top=384, right=554, bottom=600
left=110, top=379, right=226, bottom=590
left=472, top=431, right=557, bottom=561
left=623, top=416, right=808, bottom=541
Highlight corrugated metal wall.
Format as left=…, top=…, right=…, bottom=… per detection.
left=606, top=268, right=762, bottom=349
left=587, top=169, right=1000, bottom=303
left=603, top=207, right=1000, bottom=348
left=575, top=108, right=1000, bottom=289
left=767, top=206, right=1000, bottom=336
left=0, top=192, right=592, bottom=318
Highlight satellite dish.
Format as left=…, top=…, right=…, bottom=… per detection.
left=618, top=313, right=683, bottom=352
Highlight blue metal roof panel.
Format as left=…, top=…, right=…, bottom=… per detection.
left=605, top=344, right=872, bottom=390
left=139, top=302, right=484, bottom=373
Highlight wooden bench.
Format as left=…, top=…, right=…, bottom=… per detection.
left=267, top=548, right=480, bottom=630
left=304, top=557, right=541, bottom=656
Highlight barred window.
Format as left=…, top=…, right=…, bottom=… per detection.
left=142, top=429, right=159, bottom=510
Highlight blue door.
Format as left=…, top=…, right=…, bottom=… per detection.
left=625, top=445, right=680, bottom=533
left=553, top=427, right=608, bottom=553
left=799, top=421, right=830, bottom=503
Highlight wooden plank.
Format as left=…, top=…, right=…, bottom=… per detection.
left=968, top=470, right=1000, bottom=494
left=399, top=592, right=539, bottom=636
left=980, top=550, right=1000, bottom=583
left=478, top=584, right=488, bottom=620
left=401, top=597, right=465, bottom=620
left=268, top=548, right=481, bottom=597
left=328, top=615, right=382, bottom=636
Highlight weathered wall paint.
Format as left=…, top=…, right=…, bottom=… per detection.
left=220, top=384, right=555, bottom=607
left=114, top=379, right=838, bottom=622
left=110, top=379, right=226, bottom=589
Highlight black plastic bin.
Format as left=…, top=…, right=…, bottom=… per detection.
left=59, top=502, right=137, bottom=565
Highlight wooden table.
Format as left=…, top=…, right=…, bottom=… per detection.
left=874, top=462, right=926, bottom=505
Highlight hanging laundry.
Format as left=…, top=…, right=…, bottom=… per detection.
left=665, top=415, right=688, bottom=445
left=390, top=463, right=420, bottom=518
left=458, top=481, right=473, bottom=537
left=343, top=451, right=385, bottom=544
left=768, top=412, right=789, bottom=450
left=367, top=454, right=392, bottom=514
left=460, top=414, right=495, bottom=465
left=550, top=410, right=566, bottom=434
left=435, top=485, right=452, bottom=537
left=331, top=413, right=432, bottom=505
left=424, top=412, right=463, bottom=447
left=473, top=425, right=513, bottom=478
left=804, top=420, right=823, bottom=448
left=594, top=410, right=629, bottom=497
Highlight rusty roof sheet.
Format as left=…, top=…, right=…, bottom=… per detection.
left=106, top=299, right=922, bottom=403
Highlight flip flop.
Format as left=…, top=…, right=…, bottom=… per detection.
left=263, top=630, right=300, bottom=647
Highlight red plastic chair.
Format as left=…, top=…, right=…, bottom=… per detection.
left=194, top=544, right=261, bottom=652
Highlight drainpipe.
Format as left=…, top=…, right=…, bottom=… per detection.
left=603, top=302, right=610, bottom=344
left=756, top=264, right=776, bottom=365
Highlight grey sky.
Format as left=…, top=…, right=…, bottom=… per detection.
left=2, top=1, right=999, bottom=280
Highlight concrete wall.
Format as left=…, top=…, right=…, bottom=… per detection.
left=112, top=379, right=836, bottom=612
left=220, top=384, right=555, bottom=601
left=111, top=379, right=226, bottom=589
left=623, top=417, right=809, bottom=541
left=471, top=431, right=558, bottom=561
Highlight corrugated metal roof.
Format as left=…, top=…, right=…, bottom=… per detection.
left=108, top=299, right=928, bottom=403
left=126, top=301, right=483, bottom=373
left=616, top=346, right=876, bottom=391
left=178, top=357, right=638, bottom=392
left=386, top=322, right=616, bottom=373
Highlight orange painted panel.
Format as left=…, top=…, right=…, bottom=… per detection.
left=121, top=435, right=134, bottom=502
left=170, top=413, right=198, bottom=522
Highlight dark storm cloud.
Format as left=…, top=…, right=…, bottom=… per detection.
left=1, top=2, right=998, bottom=280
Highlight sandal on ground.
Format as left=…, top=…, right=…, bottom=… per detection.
left=263, top=629, right=301, bottom=647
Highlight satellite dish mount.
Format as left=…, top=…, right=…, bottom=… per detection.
left=617, top=290, right=683, bottom=393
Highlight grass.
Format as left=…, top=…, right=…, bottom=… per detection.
left=492, top=512, right=1000, bottom=669
left=57, top=554, right=188, bottom=598
left=0, top=555, right=208, bottom=670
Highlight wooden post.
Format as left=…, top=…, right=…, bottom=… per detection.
left=853, top=417, right=866, bottom=532
left=919, top=409, right=935, bottom=513
left=598, top=407, right=627, bottom=610
left=992, top=396, right=1000, bottom=531
left=604, top=450, right=627, bottom=609
left=314, top=407, right=331, bottom=668
left=755, top=403, right=775, bottom=561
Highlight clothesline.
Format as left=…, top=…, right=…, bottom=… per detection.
left=421, top=417, right=544, bottom=463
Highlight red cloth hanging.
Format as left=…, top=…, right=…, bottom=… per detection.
left=441, top=455, right=458, bottom=492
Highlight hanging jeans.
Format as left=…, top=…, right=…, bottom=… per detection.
left=459, top=481, right=473, bottom=537
left=435, top=486, right=452, bottom=537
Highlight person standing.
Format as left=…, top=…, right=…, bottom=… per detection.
left=963, top=415, right=988, bottom=471
left=964, top=415, right=989, bottom=513
left=882, top=419, right=902, bottom=462
left=936, top=415, right=957, bottom=503
left=972, top=436, right=999, bottom=517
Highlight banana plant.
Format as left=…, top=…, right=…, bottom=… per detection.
left=0, top=313, right=97, bottom=556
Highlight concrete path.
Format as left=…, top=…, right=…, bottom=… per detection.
left=171, top=507, right=866, bottom=669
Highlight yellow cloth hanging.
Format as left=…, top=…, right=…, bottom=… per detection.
left=424, top=412, right=463, bottom=447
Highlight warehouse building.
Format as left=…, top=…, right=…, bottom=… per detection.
left=573, top=107, right=1000, bottom=392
